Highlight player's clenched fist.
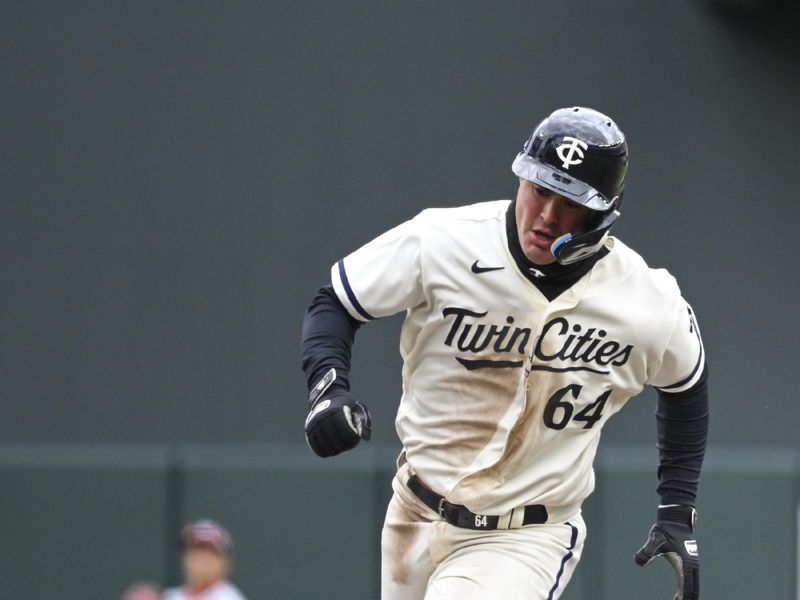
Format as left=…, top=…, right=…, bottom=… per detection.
left=305, top=389, right=371, bottom=457
left=304, top=369, right=371, bottom=457
left=634, top=505, right=699, bottom=600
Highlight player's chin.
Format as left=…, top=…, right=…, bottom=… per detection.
left=522, top=243, right=556, bottom=265
left=520, top=230, right=557, bottom=264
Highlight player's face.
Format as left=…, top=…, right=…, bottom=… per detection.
left=182, top=547, right=230, bottom=591
left=515, top=178, right=592, bottom=265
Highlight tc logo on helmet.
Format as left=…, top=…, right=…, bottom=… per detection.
left=556, top=136, right=588, bottom=169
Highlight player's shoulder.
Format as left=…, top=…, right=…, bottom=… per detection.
left=599, top=237, right=682, bottom=299
left=414, top=199, right=510, bottom=226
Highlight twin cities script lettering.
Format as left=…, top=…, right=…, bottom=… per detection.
left=442, top=307, right=528, bottom=370
left=442, top=307, right=634, bottom=374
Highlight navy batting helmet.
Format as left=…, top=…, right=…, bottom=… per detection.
left=512, top=107, right=628, bottom=265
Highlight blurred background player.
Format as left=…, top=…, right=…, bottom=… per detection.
left=162, top=519, right=248, bottom=600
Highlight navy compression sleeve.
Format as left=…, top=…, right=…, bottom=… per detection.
left=656, top=363, right=709, bottom=506
left=301, top=285, right=362, bottom=393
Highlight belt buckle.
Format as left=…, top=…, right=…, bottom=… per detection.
left=437, top=497, right=446, bottom=519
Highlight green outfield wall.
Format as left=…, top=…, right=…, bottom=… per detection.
left=0, top=445, right=796, bottom=600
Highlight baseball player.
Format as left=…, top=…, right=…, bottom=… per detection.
left=301, top=107, right=708, bottom=600
left=162, top=519, right=248, bottom=600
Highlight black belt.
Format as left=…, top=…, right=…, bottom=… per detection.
left=406, top=474, right=548, bottom=530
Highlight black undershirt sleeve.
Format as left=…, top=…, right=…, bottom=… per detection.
left=301, top=285, right=362, bottom=393
left=655, top=363, right=709, bottom=506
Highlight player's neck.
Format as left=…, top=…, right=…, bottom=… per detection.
left=186, top=579, right=223, bottom=597
left=505, top=200, right=606, bottom=300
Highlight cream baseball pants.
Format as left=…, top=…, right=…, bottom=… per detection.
left=381, top=466, right=586, bottom=600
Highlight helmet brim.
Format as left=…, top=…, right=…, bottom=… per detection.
left=512, top=154, right=615, bottom=212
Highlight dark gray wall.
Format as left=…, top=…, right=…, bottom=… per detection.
left=2, top=1, right=799, bottom=447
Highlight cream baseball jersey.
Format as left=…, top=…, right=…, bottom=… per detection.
left=331, top=200, right=704, bottom=515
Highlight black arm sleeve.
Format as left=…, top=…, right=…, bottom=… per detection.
left=301, top=285, right=363, bottom=393
left=655, top=363, right=709, bottom=506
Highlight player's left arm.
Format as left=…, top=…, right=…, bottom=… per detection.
left=654, top=364, right=709, bottom=508
left=636, top=302, right=709, bottom=600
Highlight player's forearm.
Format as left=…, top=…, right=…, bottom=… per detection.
left=301, top=285, right=362, bottom=392
left=655, top=364, right=709, bottom=506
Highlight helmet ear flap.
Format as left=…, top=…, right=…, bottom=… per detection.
left=614, top=192, right=624, bottom=213
left=552, top=209, right=620, bottom=265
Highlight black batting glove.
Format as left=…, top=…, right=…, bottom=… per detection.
left=304, top=376, right=372, bottom=458
left=635, top=505, right=699, bottom=600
